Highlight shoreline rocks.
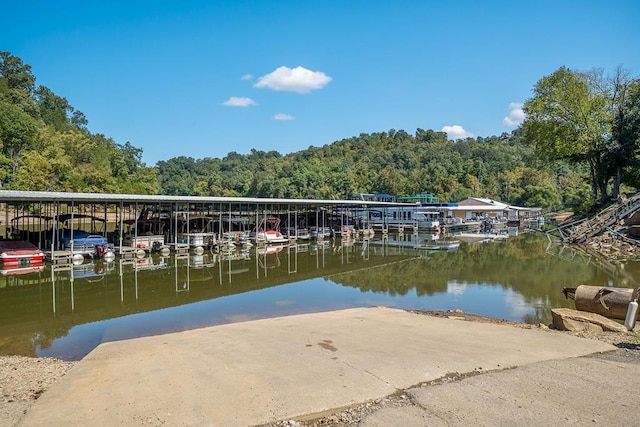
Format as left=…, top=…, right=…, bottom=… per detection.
left=551, top=307, right=628, bottom=332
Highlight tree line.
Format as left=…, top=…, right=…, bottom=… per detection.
left=156, top=129, right=582, bottom=211
left=2, top=51, right=638, bottom=213
left=0, top=51, right=158, bottom=194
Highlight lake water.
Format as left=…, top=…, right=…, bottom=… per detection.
left=1, top=232, right=638, bottom=361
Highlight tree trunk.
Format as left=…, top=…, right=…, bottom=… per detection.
left=611, top=164, right=622, bottom=198
left=598, top=179, right=609, bottom=201
left=587, top=157, right=600, bottom=200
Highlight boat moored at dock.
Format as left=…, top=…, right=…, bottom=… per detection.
left=310, top=226, right=332, bottom=239
left=59, top=230, right=109, bottom=256
left=0, top=240, right=45, bottom=266
left=176, top=215, right=218, bottom=249
left=122, top=218, right=168, bottom=252
left=250, top=218, right=288, bottom=245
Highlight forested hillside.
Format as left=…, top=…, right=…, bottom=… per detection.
left=0, top=51, right=158, bottom=194
left=156, top=130, right=588, bottom=211
left=5, top=51, right=636, bottom=213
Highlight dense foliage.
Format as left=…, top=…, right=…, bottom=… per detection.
left=523, top=66, right=640, bottom=202
left=156, top=129, right=585, bottom=210
left=3, top=52, right=637, bottom=212
left=0, top=51, right=158, bottom=194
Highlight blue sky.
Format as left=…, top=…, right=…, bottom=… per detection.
left=3, top=1, right=639, bottom=166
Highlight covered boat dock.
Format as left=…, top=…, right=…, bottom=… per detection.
left=0, top=190, right=420, bottom=263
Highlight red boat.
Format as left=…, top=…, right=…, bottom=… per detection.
left=249, top=218, right=289, bottom=244
left=0, top=240, right=45, bottom=266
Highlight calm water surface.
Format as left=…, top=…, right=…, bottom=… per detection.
left=1, top=232, right=638, bottom=360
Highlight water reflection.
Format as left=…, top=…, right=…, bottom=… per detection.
left=0, top=233, right=637, bottom=360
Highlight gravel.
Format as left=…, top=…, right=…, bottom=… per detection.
left=0, top=356, right=75, bottom=427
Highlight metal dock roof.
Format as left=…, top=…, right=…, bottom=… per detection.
left=0, top=190, right=415, bottom=207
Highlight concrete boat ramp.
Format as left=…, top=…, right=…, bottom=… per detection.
left=19, top=307, right=631, bottom=426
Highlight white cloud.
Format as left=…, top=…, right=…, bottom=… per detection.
left=447, top=280, right=467, bottom=295
left=273, top=113, right=295, bottom=121
left=503, top=102, right=526, bottom=127
left=241, top=74, right=253, bottom=81
left=442, top=125, right=473, bottom=139
left=254, top=66, right=332, bottom=94
left=222, top=97, right=257, bottom=107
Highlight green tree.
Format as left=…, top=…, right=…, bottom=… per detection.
left=0, top=101, right=38, bottom=183
left=516, top=185, right=562, bottom=209
left=34, top=85, right=86, bottom=131
left=610, top=70, right=640, bottom=191
left=523, top=66, right=639, bottom=202
left=157, top=156, right=197, bottom=195
left=0, top=51, right=157, bottom=193
left=0, top=51, right=37, bottom=114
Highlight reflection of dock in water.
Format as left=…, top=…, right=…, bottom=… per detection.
left=545, top=241, right=637, bottom=283
left=455, top=232, right=508, bottom=244
left=545, top=241, right=593, bottom=266
left=414, top=240, right=460, bottom=251
left=368, top=234, right=461, bottom=252
left=134, top=256, right=169, bottom=271
left=0, top=241, right=418, bottom=359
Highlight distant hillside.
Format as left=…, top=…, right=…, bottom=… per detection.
left=156, top=128, right=589, bottom=210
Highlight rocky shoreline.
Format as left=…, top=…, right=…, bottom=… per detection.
left=575, top=205, right=640, bottom=261
left=584, top=229, right=640, bottom=261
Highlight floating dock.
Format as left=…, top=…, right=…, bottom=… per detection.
left=0, top=190, right=425, bottom=266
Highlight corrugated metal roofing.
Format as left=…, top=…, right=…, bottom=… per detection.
left=0, top=190, right=413, bottom=207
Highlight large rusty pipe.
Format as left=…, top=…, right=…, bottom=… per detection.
left=574, top=285, right=640, bottom=320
